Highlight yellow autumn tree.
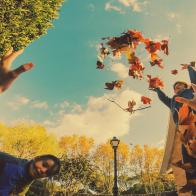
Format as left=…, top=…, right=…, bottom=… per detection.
left=129, top=144, right=173, bottom=194
left=0, top=123, right=59, bottom=159
left=117, top=142, right=130, bottom=192
left=93, top=142, right=113, bottom=193
left=93, top=141, right=130, bottom=193
left=59, top=135, right=94, bottom=157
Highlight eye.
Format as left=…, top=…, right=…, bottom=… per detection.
left=42, top=161, right=49, bottom=168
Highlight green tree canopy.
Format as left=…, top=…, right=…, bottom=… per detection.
left=0, top=0, right=64, bottom=57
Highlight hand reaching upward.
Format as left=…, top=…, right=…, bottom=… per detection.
left=0, top=48, right=34, bottom=93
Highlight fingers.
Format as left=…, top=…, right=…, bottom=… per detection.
left=21, top=62, right=34, bottom=71
left=12, top=62, right=34, bottom=77
left=1, top=48, right=25, bottom=70
left=3, top=48, right=13, bottom=60
left=181, top=64, right=189, bottom=70
left=148, top=88, right=157, bottom=92
left=181, top=62, right=195, bottom=69
left=191, top=83, right=196, bottom=93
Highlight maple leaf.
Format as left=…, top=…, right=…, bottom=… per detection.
left=105, top=80, right=124, bottom=90
left=147, top=75, right=164, bottom=89
left=150, top=59, right=164, bottom=69
left=178, top=103, right=195, bottom=125
left=129, top=57, right=145, bottom=79
left=106, top=33, right=131, bottom=50
left=114, top=80, right=124, bottom=89
left=141, top=96, right=152, bottom=104
left=171, top=69, right=178, bottom=75
left=104, top=81, right=116, bottom=90
left=161, top=40, right=169, bottom=55
left=96, top=61, right=104, bottom=69
left=128, top=30, right=144, bottom=48
left=150, top=53, right=158, bottom=61
left=144, top=39, right=161, bottom=54
left=125, top=100, right=136, bottom=113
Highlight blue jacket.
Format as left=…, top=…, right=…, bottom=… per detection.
left=156, top=66, right=196, bottom=125
left=0, top=152, right=33, bottom=196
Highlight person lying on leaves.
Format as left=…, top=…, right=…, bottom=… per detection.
left=0, top=48, right=34, bottom=94
left=0, top=152, right=61, bottom=196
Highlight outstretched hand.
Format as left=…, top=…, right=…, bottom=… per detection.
left=175, top=83, right=196, bottom=111
left=0, top=48, right=34, bottom=93
left=181, top=61, right=195, bottom=70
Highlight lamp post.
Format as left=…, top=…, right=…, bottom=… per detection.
left=110, top=136, right=120, bottom=196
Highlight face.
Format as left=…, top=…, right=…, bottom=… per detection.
left=174, top=83, right=187, bottom=94
left=28, top=158, right=55, bottom=178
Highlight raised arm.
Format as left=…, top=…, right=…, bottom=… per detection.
left=181, top=63, right=196, bottom=85
left=155, top=88, right=172, bottom=108
left=188, top=66, right=196, bottom=85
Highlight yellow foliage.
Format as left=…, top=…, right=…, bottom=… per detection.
left=0, top=123, right=60, bottom=159
left=59, top=135, right=94, bottom=157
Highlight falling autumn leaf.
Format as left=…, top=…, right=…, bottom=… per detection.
left=129, top=57, right=145, bottom=79
left=125, top=100, right=136, bottom=113
left=178, top=103, right=195, bottom=125
left=144, top=39, right=161, bottom=54
left=104, top=81, right=116, bottom=90
left=171, top=69, right=178, bottom=75
left=105, top=80, right=124, bottom=90
left=96, top=61, right=105, bottom=69
left=147, top=75, right=164, bottom=89
left=141, top=96, right=152, bottom=104
left=114, top=80, right=124, bottom=89
left=161, top=40, right=169, bottom=55
left=150, top=59, right=164, bottom=69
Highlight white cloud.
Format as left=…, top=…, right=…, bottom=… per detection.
left=110, top=63, right=128, bottom=79
left=31, top=101, right=48, bottom=110
left=8, top=96, right=30, bottom=110
left=105, top=2, right=125, bottom=14
left=118, top=0, right=141, bottom=12
left=50, top=89, right=142, bottom=143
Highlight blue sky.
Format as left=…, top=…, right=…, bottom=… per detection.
left=0, top=0, right=196, bottom=145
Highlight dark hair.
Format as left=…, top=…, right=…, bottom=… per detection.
left=173, top=81, right=188, bottom=89
left=34, top=154, right=61, bottom=177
